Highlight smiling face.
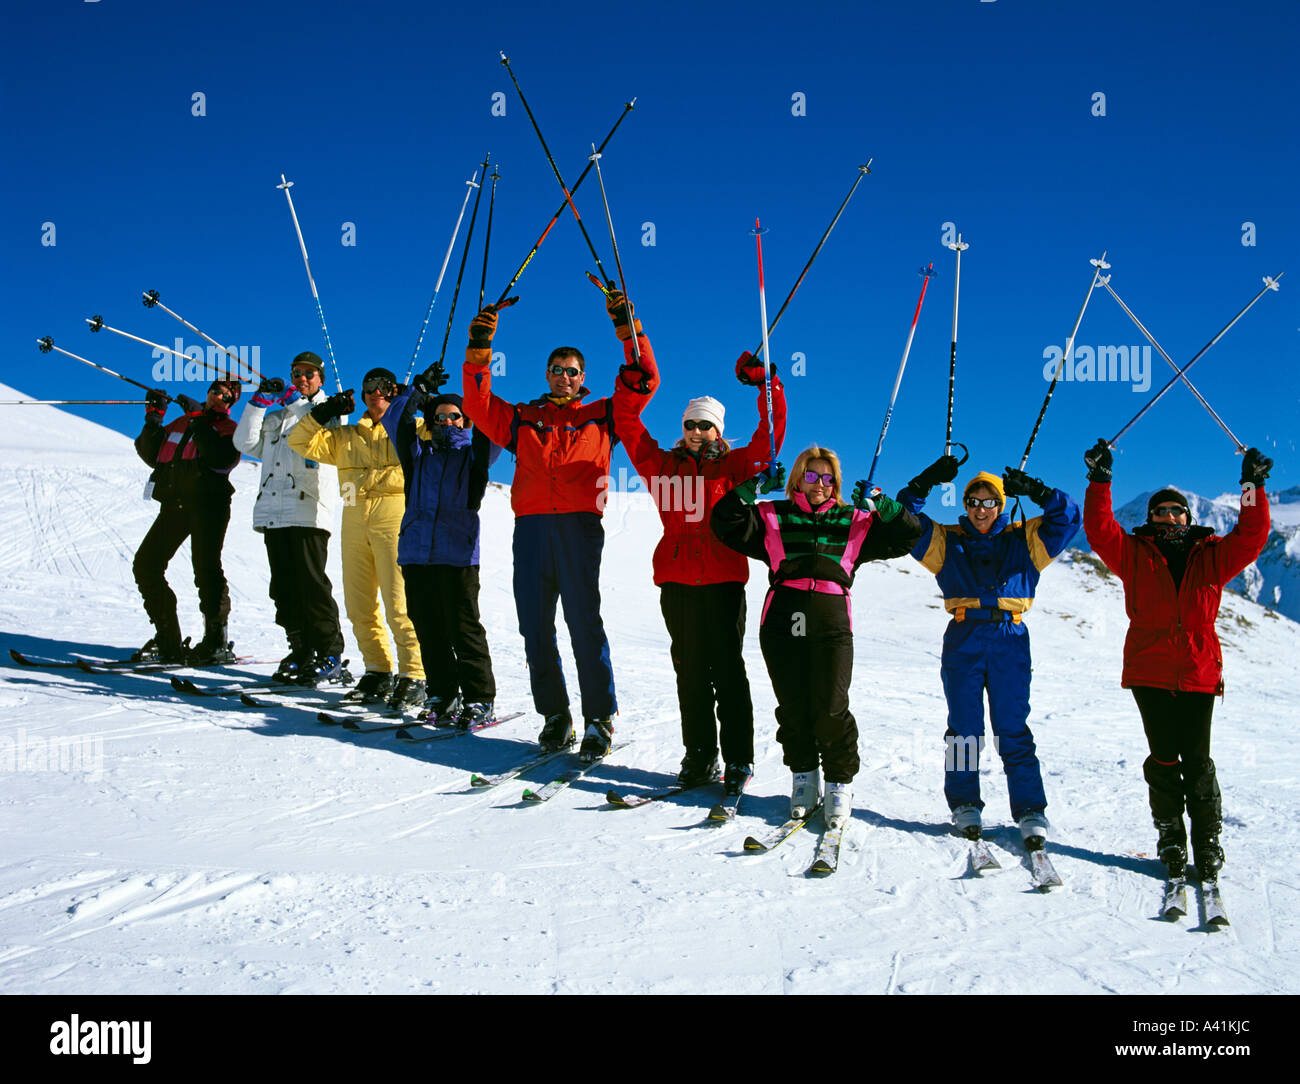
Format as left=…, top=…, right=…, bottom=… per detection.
left=289, top=363, right=323, bottom=399
left=798, top=457, right=837, bottom=506
left=681, top=417, right=717, bottom=452
left=965, top=484, right=1002, bottom=534
left=362, top=387, right=392, bottom=421
left=1150, top=502, right=1189, bottom=526
left=546, top=354, right=584, bottom=399
left=432, top=405, right=465, bottom=429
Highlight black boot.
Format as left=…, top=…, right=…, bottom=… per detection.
left=132, top=612, right=186, bottom=664
left=274, top=634, right=311, bottom=683
left=1154, top=816, right=1188, bottom=878
left=677, top=748, right=721, bottom=787
left=538, top=710, right=574, bottom=752
left=188, top=615, right=236, bottom=666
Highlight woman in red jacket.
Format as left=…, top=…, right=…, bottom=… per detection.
left=613, top=350, right=786, bottom=796
left=1082, top=439, right=1272, bottom=884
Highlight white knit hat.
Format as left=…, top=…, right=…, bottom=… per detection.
left=682, top=396, right=725, bottom=433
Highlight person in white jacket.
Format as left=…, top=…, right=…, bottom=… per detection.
left=232, top=351, right=346, bottom=684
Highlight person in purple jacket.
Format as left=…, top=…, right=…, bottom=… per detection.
left=381, top=364, right=501, bottom=728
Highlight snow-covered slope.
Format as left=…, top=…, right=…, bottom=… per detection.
left=2, top=392, right=1299, bottom=995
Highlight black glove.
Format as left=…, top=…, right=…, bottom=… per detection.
left=413, top=361, right=449, bottom=395
left=1002, top=467, right=1052, bottom=505
left=617, top=359, right=651, bottom=395
left=1084, top=438, right=1113, bottom=483
left=144, top=388, right=169, bottom=424
left=907, top=454, right=961, bottom=496
left=251, top=377, right=285, bottom=408
left=735, top=351, right=776, bottom=387
left=1240, top=447, right=1272, bottom=487
left=311, top=389, right=355, bottom=424
left=175, top=393, right=201, bottom=415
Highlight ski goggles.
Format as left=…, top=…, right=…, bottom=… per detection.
left=362, top=376, right=397, bottom=395
left=683, top=419, right=716, bottom=432
left=1151, top=504, right=1188, bottom=518
left=432, top=411, right=462, bottom=424
left=965, top=496, right=1001, bottom=509
left=803, top=470, right=835, bottom=486
left=548, top=364, right=582, bottom=378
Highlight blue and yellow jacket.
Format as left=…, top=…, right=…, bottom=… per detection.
left=896, top=485, right=1081, bottom=618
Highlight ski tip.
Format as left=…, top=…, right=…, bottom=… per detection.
left=742, top=838, right=767, bottom=852
left=605, top=790, right=628, bottom=807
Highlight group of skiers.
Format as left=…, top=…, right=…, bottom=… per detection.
left=129, top=289, right=1274, bottom=881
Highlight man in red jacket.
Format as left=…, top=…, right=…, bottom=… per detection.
left=1082, top=439, right=1272, bottom=883
left=461, top=291, right=653, bottom=762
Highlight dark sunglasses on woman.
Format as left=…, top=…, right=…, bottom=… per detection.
left=683, top=419, right=716, bottom=432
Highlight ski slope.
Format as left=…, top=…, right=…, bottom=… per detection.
left=1, top=387, right=1298, bottom=996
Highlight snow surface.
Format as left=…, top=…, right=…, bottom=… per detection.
left=2, top=385, right=1299, bottom=996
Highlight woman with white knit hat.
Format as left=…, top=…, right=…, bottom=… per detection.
left=612, top=350, right=787, bottom=799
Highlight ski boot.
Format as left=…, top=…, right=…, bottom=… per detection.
left=791, top=767, right=822, bottom=820
left=825, top=781, right=853, bottom=829
left=952, top=804, right=983, bottom=841
left=538, top=710, right=574, bottom=752
left=386, top=676, right=426, bottom=714
left=578, top=717, right=614, bottom=763
left=187, top=618, right=237, bottom=667
left=273, top=637, right=311, bottom=683
left=341, top=671, right=394, bottom=702
left=1018, top=810, right=1050, bottom=852
left=1154, top=816, right=1188, bottom=878
left=424, top=694, right=462, bottom=728
left=677, top=749, right=721, bottom=787
left=723, top=762, right=752, bottom=798
left=457, top=701, right=494, bottom=731
left=1193, top=834, right=1225, bottom=883
left=302, top=651, right=346, bottom=688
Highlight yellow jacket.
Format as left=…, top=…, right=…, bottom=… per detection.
left=287, top=413, right=405, bottom=508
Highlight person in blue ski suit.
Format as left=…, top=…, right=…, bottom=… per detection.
left=380, top=366, right=501, bottom=727
left=896, top=458, right=1081, bottom=843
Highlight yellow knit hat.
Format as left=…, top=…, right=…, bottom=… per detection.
left=964, top=471, right=1005, bottom=507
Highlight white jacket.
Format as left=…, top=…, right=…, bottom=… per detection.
left=233, top=389, right=340, bottom=532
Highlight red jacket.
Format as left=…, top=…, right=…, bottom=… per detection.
left=613, top=350, right=786, bottom=586
left=1083, top=481, right=1270, bottom=694
left=462, top=334, right=655, bottom=517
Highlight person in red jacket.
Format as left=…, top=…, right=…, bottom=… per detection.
left=612, top=348, right=787, bottom=795
left=461, top=290, right=653, bottom=762
left=1082, top=439, right=1273, bottom=884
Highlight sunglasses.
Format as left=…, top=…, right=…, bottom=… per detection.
left=548, top=364, right=582, bottom=378
left=362, top=376, right=396, bottom=395
left=209, top=385, right=235, bottom=404
left=803, top=470, right=835, bottom=486
left=683, top=419, right=716, bottom=432
left=965, top=497, right=1001, bottom=509
left=1152, top=504, right=1188, bottom=517
left=433, top=411, right=462, bottom=424
left=290, top=366, right=320, bottom=379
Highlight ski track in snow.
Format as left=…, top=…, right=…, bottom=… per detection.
left=1, top=396, right=1298, bottom=993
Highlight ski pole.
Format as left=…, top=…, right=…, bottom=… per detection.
left=499, top=52, right=613, bottom=286
left=405, top=167, right=481, bottom=382
left=494, top=99, right=635, bottom=306
left=1018, top=252, right=1109, bottom=470
left=752, top=219, right=777, bottom=476
left=1107, top=273, right=1283, bottom=448
left=85, top=316, right=229, bottom=380
left=141, top=290, right=265, bottom=382
left=478, top=165, right=500, bottom=313
left=944, top=234, right=970, bottom=465
left=277, top=174, right=344, bottom=392
left=0, top=399, right=150, bottom=406
left=37, top=337, right=171, bottom=400
left=589, top=146, right=641, bottom=367
left=1099, top=276, right=1246, bottom=453
left=864, top=263, right=935, bottom=491
left=434, top=153, right=490, bottom=369
left=749, top=161, right=873, bottom=357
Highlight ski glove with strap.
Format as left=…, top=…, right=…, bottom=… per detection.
left=1240, top=447, right=1272, bottom=487
left=735, top=351, right=776, bottom=387
left=1002, top=467, right=1052, bottom=505
left=733, top=462, right=785, bottom=505
left=468, top=298, right=518, bottom=350
left=908, top=454, right=961, bottom=497
left=311, top=389, right=354, bottom=424
left=144, top=388, right=169, bottom=424
left=251, top=377, right=285, bottom=408
left=605, top=289, right=641, bottom=341
left=1084, top=438, right=1113, bottom=483
left=851, top=480, right=903, bottom=521
left=617, top=359, right=652, bottom=395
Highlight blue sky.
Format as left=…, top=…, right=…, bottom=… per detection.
left=3, top=0, right=1297, bottom=506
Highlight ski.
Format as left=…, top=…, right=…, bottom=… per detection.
left=521, top=743, right=629, bottom=804
left=807, top=822, right=847, bottom=875
left=606, top=777, right=716, bottom=809
left=395, top=712, right=523, bottom=743
left=706, top=781, right=748, bottom=823
left=316, top=708, right=418, bottom=728
left=1027, top=842, right=1063, bottom=889
left=10, top=649, right=96, bottom=669
left=969, top=838, right=1001, bottom=873
left=1201, top=880, right=1230, bottom=927
left=469, top=746, right=575, bottom=790
left=1160, top=877, right=1188, bottom=920
left=76, top=657, right=190, bottom=674
left=743, top=806, right=822, bottom=853
left=170, top=675, right=298, bottom=699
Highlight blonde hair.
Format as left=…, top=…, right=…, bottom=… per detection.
left=786, top=446, right=845, bottom=505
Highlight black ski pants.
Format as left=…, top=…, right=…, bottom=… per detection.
left=659, top=581, right=755, bottom=765
left=401, top=564, right=495, bottom=702
left=758, top=586, right=859, bottom=783
left=133, top=498, right=231, bottom=630
left=264, top=527, right=344, bottom=656
left=1132, top=686, right=1221, bottom=842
